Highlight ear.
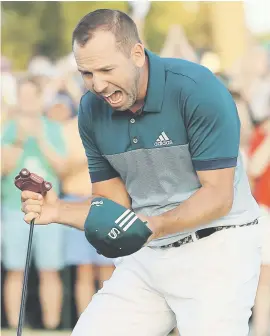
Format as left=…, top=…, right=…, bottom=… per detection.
left=131, top=43, right=145, bottom=68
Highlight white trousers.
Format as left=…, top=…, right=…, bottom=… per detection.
left=72, top=223, right=262, bottom=336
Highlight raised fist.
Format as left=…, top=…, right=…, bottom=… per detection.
left=15, top=168, right=59, bottom=225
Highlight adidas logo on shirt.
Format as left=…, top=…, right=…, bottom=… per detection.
left=154, top=132, right=173, bottom=147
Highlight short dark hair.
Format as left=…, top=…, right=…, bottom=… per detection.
left=72, top=9, right=142, bottom=55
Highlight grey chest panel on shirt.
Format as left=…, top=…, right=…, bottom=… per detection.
left=104, top=144, right=201, bottom=215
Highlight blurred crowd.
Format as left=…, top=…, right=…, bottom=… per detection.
left=1, top=52, right=116, bottom=330
left=1, top=3, right=270, bottom=335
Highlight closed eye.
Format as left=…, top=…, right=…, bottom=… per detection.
left=101, top=68, right=113, bottom=73
left=80, top=71, right=92, bottom=77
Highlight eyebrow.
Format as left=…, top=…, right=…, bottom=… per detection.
left=78, top=65, right=117, bottom=73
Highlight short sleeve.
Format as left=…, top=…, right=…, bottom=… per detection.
left=78, top=98, right=120, bottom=183
left=185, top=77, right=240, bottom=171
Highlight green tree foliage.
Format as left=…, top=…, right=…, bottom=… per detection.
left=1, top=1, right=212, bottom=71
left=2, top=1, right=64, bottom=70
left=60, top=1, right=129, bottom=52
left=33, top=2, right=64, bottom=60
left=2, top=2, right=44, bottom=70
left=145, top=2, right=211, bottom=52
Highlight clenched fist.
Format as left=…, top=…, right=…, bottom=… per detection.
left=21, top=189, right=59, bottom=225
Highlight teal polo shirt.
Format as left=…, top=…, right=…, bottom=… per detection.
left=78, top=50, right=260, bottom=246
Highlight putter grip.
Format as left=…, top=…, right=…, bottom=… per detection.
left=14, top=168, right=52, bottom=196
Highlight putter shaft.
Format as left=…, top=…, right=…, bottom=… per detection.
left=17, top=218, right=35, bottom=336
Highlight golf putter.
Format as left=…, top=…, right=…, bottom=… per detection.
left=14, top=168, right=52, bottom=336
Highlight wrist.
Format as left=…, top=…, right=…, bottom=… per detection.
left=147, top=215, right=165, bottom=240
left=52, top=199, right=61, bottom=223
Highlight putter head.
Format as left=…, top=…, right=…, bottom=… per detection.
left=14, top=168, right=52, bottom=196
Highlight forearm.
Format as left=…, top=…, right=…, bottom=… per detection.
left=1, top=145, right=22, bottom=176
left=155, top=186, right=233, bottom=237
left=55, top=196, right=94, bottom=230
left=249, top=136, right=270, bottom=178
left=37, top=137, right=69, bottom=176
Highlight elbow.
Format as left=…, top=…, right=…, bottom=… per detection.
left=247, top=166, right=260, bottom=179
left=51, top=158, right=70, bottom=177
left=58, top=162, right=70, bottom=177
left=218, top=194, right=234, bottom=217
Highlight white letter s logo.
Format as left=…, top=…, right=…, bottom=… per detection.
left=108, top=228, right=121, bottom=239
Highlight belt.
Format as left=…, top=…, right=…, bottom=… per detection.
left=155, top=219, right=259, bottom=250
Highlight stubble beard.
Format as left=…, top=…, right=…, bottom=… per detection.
left=118, top=66, right=141, bottom=111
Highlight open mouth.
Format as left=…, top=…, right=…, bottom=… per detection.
left=103, top=90, right=122, bottom=105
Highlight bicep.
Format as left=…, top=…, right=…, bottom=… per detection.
left=196, top=167, right=235, bottom=213
left=92, top=177, right=131, bottom=209
left=186, top=78, right=240, bottom=171
left=64, top=118, right=88, bottom=166
left=197, top=167, right=235, bottom=194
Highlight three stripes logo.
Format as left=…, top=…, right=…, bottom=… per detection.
left=154, top=131, right=173, bottom=147
left=108, top=209, right=138, bottom=239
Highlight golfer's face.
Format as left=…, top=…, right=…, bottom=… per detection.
left=74, top=30, right=140, bottom=111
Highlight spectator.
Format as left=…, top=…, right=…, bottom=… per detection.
left=160, top=24, right=198, bottom=63
left=1, top=57, right=17, bottom=113
left=43, top=74, right=83, bottom=115
left=230, top=45, right=269, bottom=109
left=1, top=76, right=68, bottom=330
left=248, top=115, right=270, bottom=336
left=28, top=56, right=55, bottom=79
left=230, top=90, right=255, bottom=166
left=45, top=93, right=77, bottom=123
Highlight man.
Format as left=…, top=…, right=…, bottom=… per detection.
left=21, top=10, right=262, bottom=336
left=2, top=76, right=66, bottom=329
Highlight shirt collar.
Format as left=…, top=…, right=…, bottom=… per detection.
left=143, top=49, right=166, bottom=113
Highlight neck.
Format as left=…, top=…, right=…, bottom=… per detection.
left=129, top=56, right=149, bottom=113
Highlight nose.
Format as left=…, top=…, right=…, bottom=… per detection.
left=92, top=75, right=108, bottom=94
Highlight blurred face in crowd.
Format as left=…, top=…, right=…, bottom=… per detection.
left=18, top=81, right=43, bottom=117
left=245, top=47, right=270, bottom=78
left=254, top=49, right=269, bottom=77
left=73, top=30, right=146, bottom=111
left=46, top=103, right=72, bottom=122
